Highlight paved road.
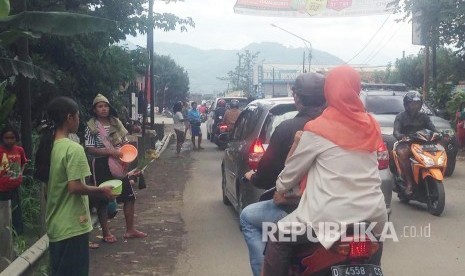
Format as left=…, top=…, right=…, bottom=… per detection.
left=174, top=130, right=250, bottom=275
left=174, top=132, right=465, bottom=275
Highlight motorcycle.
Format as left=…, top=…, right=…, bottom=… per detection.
left=391, top=129, right=446, bottom=216
left=215, top=122, right=230, bottom=150
left=258, top=188, right=383, bottom=276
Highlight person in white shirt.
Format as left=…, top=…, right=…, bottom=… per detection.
left=173, top=101, right=186, bottom=155
left=262, top=66, right=388, bottom=275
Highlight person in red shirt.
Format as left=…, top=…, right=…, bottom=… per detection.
left=0, top=126, right=27, bottom=234
left=199, top=102, right=207, bottom=114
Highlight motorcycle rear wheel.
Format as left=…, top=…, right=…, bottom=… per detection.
left=426, top=178, right=445, bottom=216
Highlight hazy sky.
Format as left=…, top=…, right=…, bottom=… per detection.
left=128, top=0, right=422, bottom=66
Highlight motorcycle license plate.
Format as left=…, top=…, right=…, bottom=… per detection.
left=331, top=264, right=383, bottom=276
left=422, top=144, right=438, bottom=152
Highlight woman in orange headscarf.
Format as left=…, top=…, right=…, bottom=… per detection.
left=262, top=66, right=388, bottom=275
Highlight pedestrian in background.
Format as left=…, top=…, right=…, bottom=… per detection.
left=455, top=102, right=465, bottom=150
left=173, top=101, right=186, bottom=155
left=0, top=126, right=27, bottom=235
left=188, top=101, right=203, bottom=150
left=85, top=94, right=147, bottom=244
left=182, top=101, right=190, bottom=139
left=34, top=97, right=113, bottom=276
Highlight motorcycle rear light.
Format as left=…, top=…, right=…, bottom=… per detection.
left=333, top=239, right=379, bottom=259
left=248, top=139, right=265, bottom=171
left=219, top=124, right=228, bottom=132
left=349, top=241, right=370, bottom=258
left=377, top=142, right=389, bottom=170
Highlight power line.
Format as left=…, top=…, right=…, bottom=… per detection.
left=361, top=20, right=398, bottom=64
left=345, top=14, right=392, bottom=64
left=364, top=24, right=403, bottom=64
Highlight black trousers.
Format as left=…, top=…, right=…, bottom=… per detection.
left=49, top=233, right=89, bottom=276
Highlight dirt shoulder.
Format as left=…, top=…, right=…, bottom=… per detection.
left=89, top=141, right=191, bottom=276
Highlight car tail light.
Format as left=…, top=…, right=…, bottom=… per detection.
left=377, top=142, right=389, bottom=170
left=333, top=239, right=379, bottom=260
left=248, top=139, right=265, bottom=170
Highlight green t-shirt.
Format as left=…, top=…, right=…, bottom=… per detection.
left=46, top=138, right=92, bottom=242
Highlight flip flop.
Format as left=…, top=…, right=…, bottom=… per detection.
left=89, top=242, right=100, bottom=249
left=123, top=230, right=148, bottom=239
left=102, top=234, right=117, bottom=243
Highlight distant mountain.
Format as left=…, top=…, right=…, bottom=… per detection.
left=153, top=42, right=344, bottom=94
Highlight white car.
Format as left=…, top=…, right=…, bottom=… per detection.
left=206, top=97, right=248, bottom=141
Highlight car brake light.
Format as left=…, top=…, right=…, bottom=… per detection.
left=377, top=142, right=389, bottom=170
left=248, top=139, right=265, bottom=171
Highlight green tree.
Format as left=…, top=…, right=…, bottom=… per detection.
left=222, top=50, right=259, bottom=97
left=394, top=0, right=465, bottom=54
left=389, top=54, right=424, bottom=88
left=152, top=54, right=190, bottom=110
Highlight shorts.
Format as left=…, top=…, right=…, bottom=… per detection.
left=91, top=157, right=135, bottom=205
left=49, top=233, right=89, bottom=276
left=191, top=125, right=202, bottom=137
left=175, top=129, right=185, bottom=143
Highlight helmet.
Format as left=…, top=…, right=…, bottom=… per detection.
left=217, top=99, right=226, bottom=108
left=403, top=91, right=423, bottom=108
left=230, top=99, right=240, bottom=108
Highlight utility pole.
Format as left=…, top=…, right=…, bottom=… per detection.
left=148, top=0, right=155, bottom=128
left=272, top=67, right=275, bottom=98
left=423, top=45, right=430, bottom=100
left=16, top=0, right=32, bottom=159
left=302, top=51, right=305, bottom=72
left=237, top=54, right=242, bottom=90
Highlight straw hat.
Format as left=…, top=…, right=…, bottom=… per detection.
left=90, top=93, right=118, bottom=118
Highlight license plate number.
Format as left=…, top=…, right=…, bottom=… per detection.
left=331, top=264, right=383, bottom=276
left=422, top=144, right=437, bottom=151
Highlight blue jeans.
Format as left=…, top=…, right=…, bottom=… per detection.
left=240, top=200, right=288, bottom=276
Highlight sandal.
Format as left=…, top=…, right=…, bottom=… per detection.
left=89, top=242, right=100, bottom=249
left=123, top=230, right=148, bottom=239
left=102, top=234, right=117, bottom=243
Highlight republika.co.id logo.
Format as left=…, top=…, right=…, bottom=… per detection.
left=262, top=221, right=431, bottom=243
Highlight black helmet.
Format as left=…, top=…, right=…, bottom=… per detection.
left=403, top=91, right=423, bottom=108
left=230, top=99, right=239, bottom=108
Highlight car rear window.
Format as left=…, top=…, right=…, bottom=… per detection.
left=366, top=95, right=433, bottom=115
left=366, top=95, right=405, bottom=114
left=260, top=104, right=297, bottom=145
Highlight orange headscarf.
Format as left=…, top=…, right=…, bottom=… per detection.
left=304, top=66, right=382, bottom=152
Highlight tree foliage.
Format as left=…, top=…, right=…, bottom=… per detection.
left=222, top=50, right=260, bottom=98
left=153, top=54, right=190, bottom=110
left=394, top=0, right=465, bottom=55
left=1, top=0, right=194, bottom=123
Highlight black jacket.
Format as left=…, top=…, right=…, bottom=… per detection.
left=393, top=111, right=438, bottom=140
left=250, top=106, right=322, bottom=190
left=213, top=107, right=226, bottom=127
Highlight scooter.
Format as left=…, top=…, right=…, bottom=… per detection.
left=258, top=188, right=383, bottom=276
left=215, top=122, right=230, bottom=150
left=392, top=129, right=446, bottom=216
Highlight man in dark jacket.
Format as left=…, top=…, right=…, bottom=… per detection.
left=394, top=91, right=439, bottom=195
left=240, top=73, right=326, bottom=276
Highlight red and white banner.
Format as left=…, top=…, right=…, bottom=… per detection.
left=234, top=0, right=396, bottom=17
